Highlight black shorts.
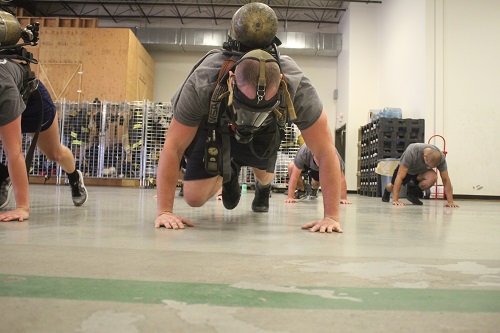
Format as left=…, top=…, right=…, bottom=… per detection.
left=391, top=165, right=419, bottom=185
left=304, top=165, right=320, bottom=182
left=183, top=125, right=280, bottom=181
left=179, top=156, right=187, bottom=171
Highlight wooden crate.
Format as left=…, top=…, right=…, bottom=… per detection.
left=16, top=16, right=98, bottom=29
left=33, top=27, right=154, bottom=102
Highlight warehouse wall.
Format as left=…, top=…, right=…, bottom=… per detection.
left=438, top=0, right=500, bottom=196
left=337, top=3, right=380, bottom=195
left=149, top=0, right=499, bottom=197
left=338, top=0, right=500, bottom=196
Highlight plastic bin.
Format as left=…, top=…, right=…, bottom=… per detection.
left=379, top=175, right=406, bottom=199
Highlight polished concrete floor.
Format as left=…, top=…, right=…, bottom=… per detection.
left=0, top=184, right=499, bottom=333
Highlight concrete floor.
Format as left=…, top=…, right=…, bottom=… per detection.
left=0, top=184, right=499, bottom=333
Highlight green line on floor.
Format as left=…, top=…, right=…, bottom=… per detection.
left=1, top=274, right=498, bottom=313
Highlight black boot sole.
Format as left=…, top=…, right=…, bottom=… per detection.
left=252, top=184, right=270, bottom=212
left=222, top=162, right=241, bottom=210
left=406, top=184, right=424, bottom=205
left=222, top=185, right=241, bottom=210
left=252, top=205, right=269, bottom=213
left=406, top=193, right=423, bottom=205
left=382, top=189, right=391, bottom=202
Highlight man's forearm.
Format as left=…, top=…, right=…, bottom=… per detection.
left=288, top=174, right=299, bottom=199
left=8, top=153, right=30, bottom=210
left=340, top=174, right=348, bottom=200
left=444, top=182, right=454, bottom=203
left=320, top=154, right=341, bottom=220
left=392, top=179, right=402, bottom=202
left=156, top=151, right=181, bottom=216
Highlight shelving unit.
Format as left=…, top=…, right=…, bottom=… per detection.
left=358, top=118, right=425, bottom=197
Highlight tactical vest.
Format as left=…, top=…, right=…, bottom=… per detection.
left=201, top=49, right=297, bottom=183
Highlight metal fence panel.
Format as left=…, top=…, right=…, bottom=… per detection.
left=1, top=100, right=300, bottom=190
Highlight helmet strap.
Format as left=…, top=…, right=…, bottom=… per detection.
left=257, top=58, right=267, bottom=103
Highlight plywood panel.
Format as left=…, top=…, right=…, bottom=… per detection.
left=79, top=18, right=98, bottom=28
left=59, top=18, right=79, bottom=27
left=38, top=28, right=84, bottom=64
left=38, top=63, right=82, bottom=101
left=17, top=17, right=31, bottom=27
left=37, top=28, right=84, bottom=101
left=125, top=30, right=154, bottom=101
left=81, top=29, right=130, bottom=101
left=126, top=33, right=137, bottom=101
left=43, top=18, right=59, bottom=27
left=31, top=27, right=153, bottom=102
left=16, top=16, right=98, bottom=28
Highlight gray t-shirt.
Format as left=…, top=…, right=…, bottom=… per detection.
left=0, top=59, right=26, bottom=126
left=172, top=49, right=323, bottom=130
left=293, top=144, right=345, bottom=173
left=400, top=143, right=447, bottom=175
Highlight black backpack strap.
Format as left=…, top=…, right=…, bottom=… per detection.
left=19, top=62, right=37, bottom=103
left=207, top=55, right=240, bottom=183
left=221, top=130, right=232, bottom=183
left=25, top=88, right=43, bottom=176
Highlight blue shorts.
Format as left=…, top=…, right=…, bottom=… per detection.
left=21, top=83, right=56, bottom=133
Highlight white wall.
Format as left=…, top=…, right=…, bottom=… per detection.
left=439, top=0, right=500, bottom=195
left=337, top=3, right=380, bottom=193
left=150, top=0, right=500, bottom=197
left=338, top=0, right=500, bottom=196
left=150, top=51, right=206, bottom=102
left=150, top=52, right=338, bottom=139
left=378, top=0, right=426, bottom=117
left=290, top=55, right=338, bottom=139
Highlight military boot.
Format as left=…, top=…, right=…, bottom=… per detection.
left=252, top=182, right=271, bottom=212
left=406, top=182, right=423, bottom=205
left=222, top=161, right=241, bottom=210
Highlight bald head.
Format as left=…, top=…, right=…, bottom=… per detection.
left=425, top=148, right=442, bottom=168
left=234, top=57, right=281, bottom=100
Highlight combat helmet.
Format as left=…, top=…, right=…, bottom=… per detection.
left=0, top=11, right=22, bottom=46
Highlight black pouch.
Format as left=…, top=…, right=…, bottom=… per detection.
left=204, top=132, right=221, bottom=175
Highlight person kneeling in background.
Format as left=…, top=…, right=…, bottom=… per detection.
left=284, top=144, right=351, bottom=204
left=381, top=143, right=458, bottom=207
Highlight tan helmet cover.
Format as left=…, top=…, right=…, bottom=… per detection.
left=0, top=11, right=22, bottom=46
left=231, top=2, right=278, bottom=49
left=239, top=49, right=276, bottom=62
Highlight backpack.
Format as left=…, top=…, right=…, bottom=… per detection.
left=184, top=47, right=297, bottom=183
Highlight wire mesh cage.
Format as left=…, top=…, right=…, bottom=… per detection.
left=1, top=100, right=299, bottom=190
left=59, top=100, right=144, bottom=180
left=60, top=100, right=99, bottom=179
left=142, top=102, right=172, bottom=188
left=24, top=136, right=59, bottom=181
left=273, top=122, right=301, bottom=191
left=237, top=122, right=300, bottom=190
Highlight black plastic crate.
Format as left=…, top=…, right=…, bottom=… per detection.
left=358, top=118, right=425, bottom=197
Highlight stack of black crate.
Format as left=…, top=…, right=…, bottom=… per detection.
left=358, top=118, right=425, bottom=196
